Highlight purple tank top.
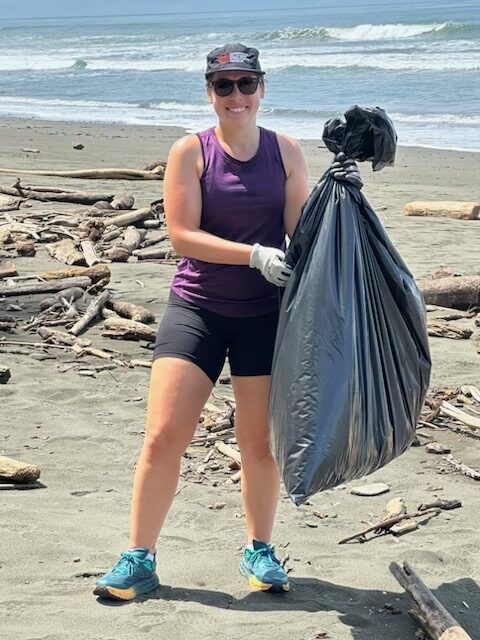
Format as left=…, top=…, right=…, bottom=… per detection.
left=171, top=126, right=287, bottom=317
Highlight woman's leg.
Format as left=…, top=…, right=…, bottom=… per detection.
left=129, top=357, right=213, bottom=550
left=231, top=374, right=280, bottom=544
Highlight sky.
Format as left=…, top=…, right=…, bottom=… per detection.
left=0, top=0, right=324, bottom=19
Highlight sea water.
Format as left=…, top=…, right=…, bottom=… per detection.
left=0, top=1, right=479, bottom=150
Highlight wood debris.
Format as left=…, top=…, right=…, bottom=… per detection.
left=390, top=561, right=473, bottom=639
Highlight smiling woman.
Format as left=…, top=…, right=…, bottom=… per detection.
left=94, top=41, right=310, bottom=601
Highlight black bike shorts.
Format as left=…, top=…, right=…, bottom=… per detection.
left=153, top=292, right=279, bottom=384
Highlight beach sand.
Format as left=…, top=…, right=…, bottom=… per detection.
left=0, top=117, right=479, bottom=640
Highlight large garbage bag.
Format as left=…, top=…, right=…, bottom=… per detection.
left=270, top=105, right=431, bottom=505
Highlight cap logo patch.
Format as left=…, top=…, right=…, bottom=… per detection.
left=216, top=51, right=249, bottom=65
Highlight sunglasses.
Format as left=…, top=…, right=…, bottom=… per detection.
left=209, top=76, right=261, bottom=97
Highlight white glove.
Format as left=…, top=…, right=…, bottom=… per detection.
left=249, top=243, right=293, bottom=287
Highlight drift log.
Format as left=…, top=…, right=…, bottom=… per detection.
left=118, top=226, right=145, bottom=253
left=102, top=316, right=156, bottom=342
left=0, top=455, right=41, bottom=483
left=133, top=246, right=173, bottom=260
left=404, top=201, right=480, bottom=220
left=80, top=240, right=107, bottom=267
left=0, top=276, right=91, bottom=297
left=39, top=263, right=110, bottom=284
left=0, top=261, right=18, bottom=279
left=70, top=290, right=111, bottom=336
left=39, top=287, right=85, bottom=311
left=106, top=246, right=129, bottom=262
left=0, top=168, right=164, bottom=180
left=111, top=193, right=134, bottom=210
left=108, top=207, right=153, bottom=228
left=418, top=276, right=480, bottom=308
left=0, top=184, right=113, bottom=205
left=390, top=561, right=472, bottom=639
left=106, top=299, right=155, bottom=324
left=427, top=319, right=473, bottom=339
left=46, top=239, right=85, bottom=266
left=16, top=240, right=36, bottom=256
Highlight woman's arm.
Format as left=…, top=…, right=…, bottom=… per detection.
left=164, top=134, right=253, bottom=265
left=277, top=134, right=310, bottom=238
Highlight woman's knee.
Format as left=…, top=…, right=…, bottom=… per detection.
left=142, top=419, right=187, bottom=462
left=237, top=433, right=273, bottom=461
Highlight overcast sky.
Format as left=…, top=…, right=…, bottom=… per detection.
left=0, top=0, right=324, bottom=19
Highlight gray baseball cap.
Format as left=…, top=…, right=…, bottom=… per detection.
left=205, top=43, right=265, bottom=77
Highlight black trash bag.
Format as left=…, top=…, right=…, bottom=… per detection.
left=269, top=105, right=431, bottom=505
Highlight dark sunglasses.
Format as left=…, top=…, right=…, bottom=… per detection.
left=209, top=76, right=260, bottom=97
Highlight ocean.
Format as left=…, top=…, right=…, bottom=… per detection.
left=0, top=1, right=479, bottom=151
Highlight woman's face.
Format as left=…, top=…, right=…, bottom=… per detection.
left=207, top=70, right=264, bottom=126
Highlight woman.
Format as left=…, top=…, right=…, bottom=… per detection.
left=94, top=42, right=309, bottom=600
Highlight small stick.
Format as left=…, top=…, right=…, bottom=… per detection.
left=418, top=499, right=462, bottom=511
left=338, top=508, right=440, bottom=545
left=444, top=455, right=480, bottom=480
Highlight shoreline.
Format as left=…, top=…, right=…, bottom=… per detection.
left=2, top=114, right=480, bottom=155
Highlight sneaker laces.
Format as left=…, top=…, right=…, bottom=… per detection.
left=112, top=552, right=144, bottom=576
left=249, top=545, right=281, bottom=571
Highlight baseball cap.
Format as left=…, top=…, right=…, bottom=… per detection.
left=205, top=43, right=265, bottom=77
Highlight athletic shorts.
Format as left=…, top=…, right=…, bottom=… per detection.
left=152, top=292, right=279, bottom=384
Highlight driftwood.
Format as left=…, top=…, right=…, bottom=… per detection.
left=69, top=290, right=111, bottom=336
left=444, top=455, right=480, bottom=480
left=37, top=327, right=89, bottom=347
left=107, top=207, right=154, bottom=228
left=418, top=276, right=480, bottom=308
left=39, top=263, right=110, bottom=284
left=390, top=561, right=473, bottom=639
left=0, top=194, right=22, bottom=211
left=418, top=499, right=462, bottom=511
left=46, top=239, right=85, bottom=266
left=133, top=246, right=173, bottom=260
left=39, top=287, right=85, bottom=311
left=0, top=261, right=18, bottom=278
left=338, top=508, right=440, bottom=544
left=106, top=246, right=130, bottom=262
left=0, top=455, right=41, bottom=483
left=102, top=316, right=156, bottom=342
left=16, top=239, right=36, bottom=256
left=0, top=276, right=91, bottom=297
left=440, top=401, right=480, bottom=429
left=106, top=299, right=155, bottom=324
left=214, top=441, right=242, bottom=465
left=118, top=226, right=146, bottom=253
left=0, top=167, right=164, bottom=180
left=111, top=193, right=134, bottom=210
left=0, top=365, right=11, bottom=383
left=426, top=305, right=474, bottom=321
left=80, top=240, right=107, bottom=267
left=404, top=201, right=480, bottom=220
left=0, top=184, right=114, bottom=205
left=427, top=319, right=473, bottom=339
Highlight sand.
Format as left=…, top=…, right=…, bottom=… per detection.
left=0, top=117, right=479, bottom=640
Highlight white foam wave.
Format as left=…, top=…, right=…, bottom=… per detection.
left=257, top=22, right=466, bottom=42
left=1, top=48, right=478, bottom=73
left=326, top=22, right=453, bottom=41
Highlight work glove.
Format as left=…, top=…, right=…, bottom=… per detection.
left=249, top=243, right=293, bottom=287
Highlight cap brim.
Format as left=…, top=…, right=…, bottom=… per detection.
left=205, top=67, right=265, bottom=77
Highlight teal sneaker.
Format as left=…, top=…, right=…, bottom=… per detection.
left=239, top=540, right=290, bottom=592
left=93, top=548, right=160, bottom=600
